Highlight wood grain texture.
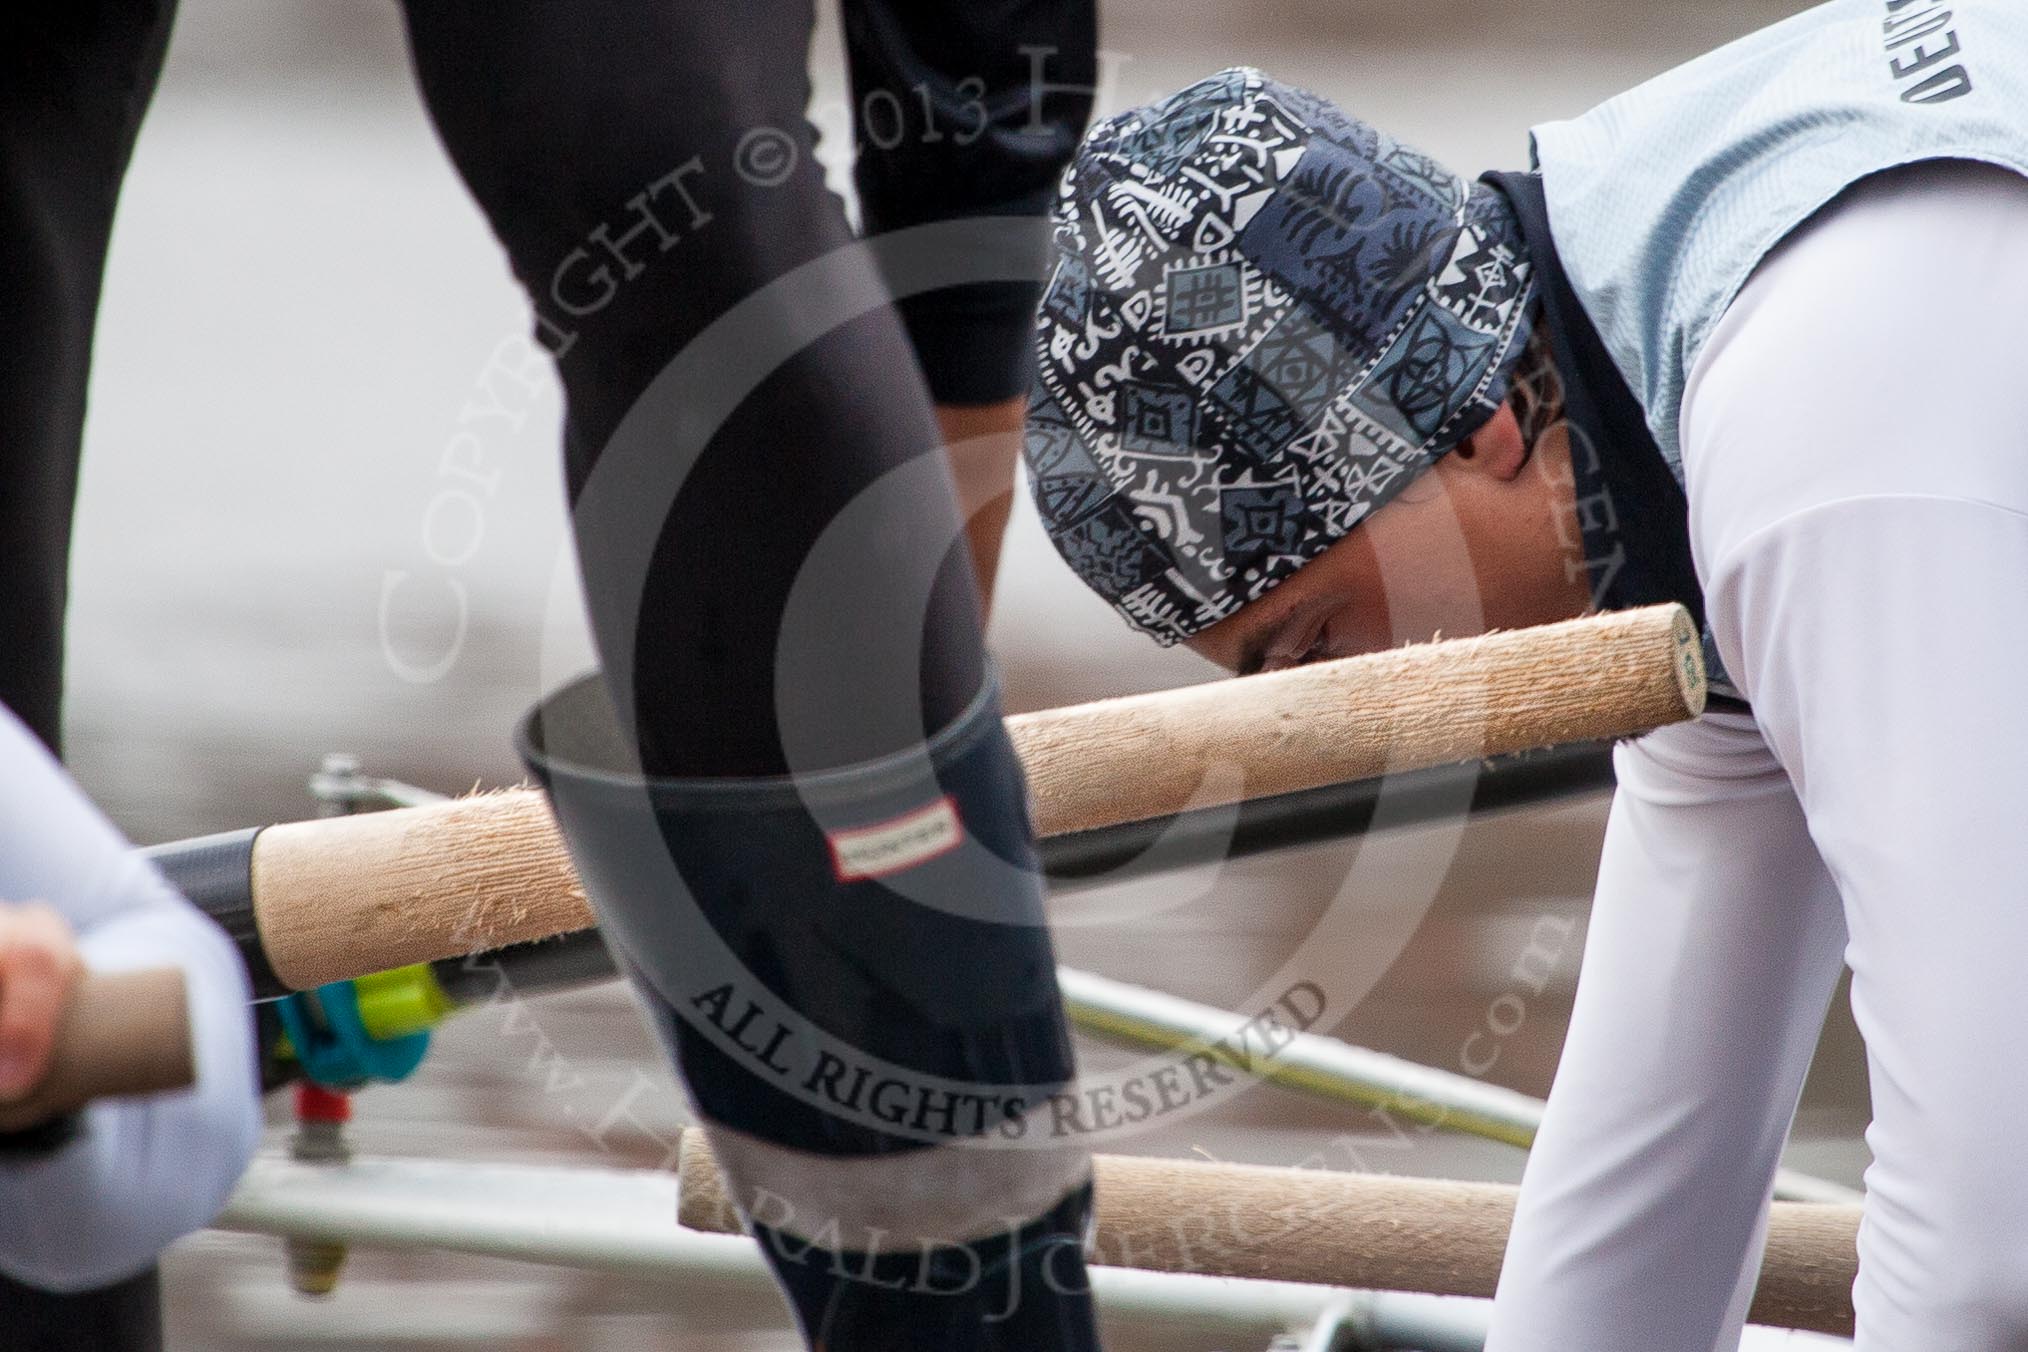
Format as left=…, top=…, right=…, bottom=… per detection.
left=1011, top=604, right=1704, bottom=837
left=251, top=789, right=593, bottom=991
left=244, top=607, right=1701, bottom=988
left=0, top=968, right=195, bottom=1132
left=676, top=1132, right=1856, bottom=1335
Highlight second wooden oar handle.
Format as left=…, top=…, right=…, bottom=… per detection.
left=674, top=1132, right=1856, bottom=1336
left=247, top=605, right=1704, bottom=990
left=0, top=968, right=195, bottom=1134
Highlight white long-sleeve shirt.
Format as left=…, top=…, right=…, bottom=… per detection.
left=1488, top=161, right=2028, bottom=1350
left=0, top=705, right=259, bottom=1292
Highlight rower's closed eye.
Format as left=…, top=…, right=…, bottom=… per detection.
left=1260, top=616, right=1329, bottom=673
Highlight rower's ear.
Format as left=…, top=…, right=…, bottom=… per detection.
left=1449, top=404, right=1529, bottom=482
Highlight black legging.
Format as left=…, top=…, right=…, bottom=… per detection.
left=400, top=0, right=1093, bottom=777
left=1, top=1, right=1089, bottom=1343
left=0, top=6, right=174, bottom=760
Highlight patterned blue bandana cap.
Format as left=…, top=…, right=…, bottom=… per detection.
left=1026, top=68, right=1536, bottom=644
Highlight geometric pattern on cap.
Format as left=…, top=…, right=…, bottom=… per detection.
left=1027, top=68, right=1536, bottom=643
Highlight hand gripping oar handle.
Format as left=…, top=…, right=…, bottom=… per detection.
left=225, top=604, right=1702, bottom=991
left=0, top=969, right=195, bottom=1133
left=673, top=1129, right=1856, bottom=1336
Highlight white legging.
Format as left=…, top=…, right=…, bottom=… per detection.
left=1487, top=159, right=2028, bottom=1350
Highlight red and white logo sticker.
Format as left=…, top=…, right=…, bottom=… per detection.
left=827, top=796, right=964, bottom=882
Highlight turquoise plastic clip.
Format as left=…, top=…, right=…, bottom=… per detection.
left=273, top=979, right=431, bottom=1089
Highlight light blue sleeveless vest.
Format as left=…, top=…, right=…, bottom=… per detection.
left=1531, top=0, right=2028, bottom=477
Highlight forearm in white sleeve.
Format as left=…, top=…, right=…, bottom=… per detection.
left=0, top=708, right=260, bottom=1292
left=1661, top=160, right=2028, bottom=1348
left=1486, top=712, right=1847, bottom=1352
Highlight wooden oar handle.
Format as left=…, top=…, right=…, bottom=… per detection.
left=1011, top=604, right=1704, bottom=836
left=0, top=968, right=195, bottom=1133
left=245, top=605, right=1704, bottom=990
left=674, top=1131, right=1855, bottom=1336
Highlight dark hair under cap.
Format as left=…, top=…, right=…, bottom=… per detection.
left=1026, top=67, right=1536, bottom=644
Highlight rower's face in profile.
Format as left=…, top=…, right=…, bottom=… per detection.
left=1185, top=405, right=1595, bottom=674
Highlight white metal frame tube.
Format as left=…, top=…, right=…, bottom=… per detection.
left=1057, top=967, right=1860, bottom=1206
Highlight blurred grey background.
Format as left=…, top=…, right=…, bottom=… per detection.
left=53, top=0, right=1856, bottom=1346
